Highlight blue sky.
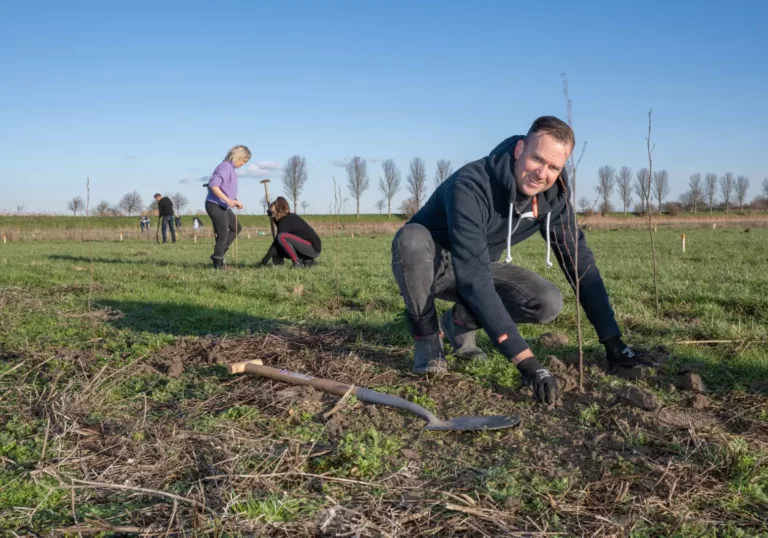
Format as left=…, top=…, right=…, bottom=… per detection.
left=1, top=0, right=766, bottom=214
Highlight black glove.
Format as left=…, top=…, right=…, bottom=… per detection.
left=516, top=357, right=558, bottom=405
left=604, top=336, right=655, bottom=368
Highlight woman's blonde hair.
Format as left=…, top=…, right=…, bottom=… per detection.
left=224, top=145, right=251, bottom=164
left=269, top=196, right=291, bottom=221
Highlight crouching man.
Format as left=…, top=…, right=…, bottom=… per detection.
left=392, top=116, right=651, bottom=406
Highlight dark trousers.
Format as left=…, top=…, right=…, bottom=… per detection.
left=206, top=202, right=241, bottom=261
left=161, top=216, right=176, bottom=243
left=276, top=233, right=319, bottom=262
left=391, top=223, right=563, bottom=337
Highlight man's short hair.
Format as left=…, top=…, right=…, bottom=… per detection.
left=154, top=193, right=162, bottom=198
left=526, top=116, right=575, bottom=150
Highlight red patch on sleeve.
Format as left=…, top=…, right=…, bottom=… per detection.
left=498, top=333, right=508, bottom=343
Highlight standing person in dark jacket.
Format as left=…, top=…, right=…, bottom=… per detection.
left=258, top=196, right=321, bottom=269
left=204, top=145, right=250, bottom=269
left=392, top=116, right=653, bottom=405
left=154, top=193, right=176, bottom=243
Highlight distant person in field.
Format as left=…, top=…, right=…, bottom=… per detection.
left=140, top=215, right=150, bottom=233
left=391, top=116, right=654, bottom=406
left=154, top=193, right=176, bottom=243
left=204, top=145, right=250, bottom=269
left=258, top=196, right=321, bottom=269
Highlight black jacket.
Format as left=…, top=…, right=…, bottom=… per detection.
left=409, top=135, right=620, bottom=358
left=261, top=213, right=321, bottom=263
left=157, top=197, right=174, bottom=217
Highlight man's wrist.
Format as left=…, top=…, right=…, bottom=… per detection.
left=511, top=348, right=534, bottom=365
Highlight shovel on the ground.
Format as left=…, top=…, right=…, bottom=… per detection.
left=228, top=360, right=520, bottom=432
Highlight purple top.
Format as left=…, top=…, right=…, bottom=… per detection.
left=205, top=161, right=238, bottom=208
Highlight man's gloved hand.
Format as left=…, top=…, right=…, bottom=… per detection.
left=516, top=357, right=558, bottom=405
left=604, top=336, right=655, bottom=368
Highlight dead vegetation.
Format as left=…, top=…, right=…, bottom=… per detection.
left=3, top=329, right=767, bottom=536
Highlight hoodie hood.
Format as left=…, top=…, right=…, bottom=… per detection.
left=487, top=135, right=571, bottom=214
left=487, top=135, right=572, bottom=269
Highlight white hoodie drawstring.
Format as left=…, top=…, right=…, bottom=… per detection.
left=545, top=212, right=553, bottom=269
left=504, top=202, right=514, bottom=263
left=505, top=203, right=553, bottom=269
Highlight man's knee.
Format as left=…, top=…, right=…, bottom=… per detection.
left=393, top=224, right=433, bottom=260
left=534, top=286, right=563, bottom=324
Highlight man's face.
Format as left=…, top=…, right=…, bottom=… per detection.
left=513, top=133, right=571, bottom=197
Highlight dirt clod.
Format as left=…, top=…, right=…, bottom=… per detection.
left=547, top=355, right=567, bottom=373
left=676, top=372, right=706, bottom=393
left=690, top=394, right=709, bottom=409
left=613, top=365, right=654, bottom=381
left=539, top=332, right=569, bottom=348
left=401, top=448, right=419, bottom=460
left=617, top=386, right=661, bottom=411
left=557, top=373, right=578, bottom=393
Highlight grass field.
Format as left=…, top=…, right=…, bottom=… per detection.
left=1, top=229, right=767, bottom=536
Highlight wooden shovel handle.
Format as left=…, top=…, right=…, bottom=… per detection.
left=229, top=360, right=354, bottom=398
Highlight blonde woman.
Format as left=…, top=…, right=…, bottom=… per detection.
left=204, top=145, right=250, bottom=269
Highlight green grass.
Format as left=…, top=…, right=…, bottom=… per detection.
left=1, top=229, right=766, bottom=386
left=0, top=228, right=767, bottom=534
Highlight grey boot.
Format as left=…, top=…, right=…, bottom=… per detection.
left=412, top=334, right=448, bottom=375
left=440, top=311, right=488, bottom=361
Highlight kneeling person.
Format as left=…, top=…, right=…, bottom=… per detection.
left=259, top=197, right=321, bottom=268
left=392, top=116, right=649, bottom=405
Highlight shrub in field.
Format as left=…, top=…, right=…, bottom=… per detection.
left=663, top=202, right=683, bottom=216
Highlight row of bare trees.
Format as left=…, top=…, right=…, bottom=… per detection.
left=344, top=156, right=453, bottom=217
left=67, top=191, right=189, bottom=217
left=583, top=166, right=764, bottom=215
left=281, top=154, right=451, bottom=217
left=680, top=173, right=755, bottom=213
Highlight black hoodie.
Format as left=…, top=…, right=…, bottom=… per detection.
left=408, top=135, right=620, bottom=359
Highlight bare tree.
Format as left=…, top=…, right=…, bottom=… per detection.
left=704, top=173, right=718, bottom=213
left=16, top=205, right=24, bottom=214
left=301, top=201, right=309, bottom=213
left=379, top=159, right=401, bottom=218
left=616, top=166, right=633, bottom=214
left=147, top=198, right=159, bottom=213
left=171, top=192, right=189, bottom=214
left=652, top=170, right=670, bottom=214
left=399, top=197, right=418, bottom=217
left=719, top=173, right=735, bottom=214
left=763, top=177, right=768, bottom=198
left=407, top=157, right=427, bottom=210
left=687, top=173, right=703, bottom=214
left=595, top=166, right=616, bottom=214
left=634, top=168, right=650, bottom=214
left=95, top=201, right=111, bottom=216
left=282, top=155, right=309, bottom=212
left=345, top=156, right=369, bottom=218
left=375, top=199, right=386, bottom=214
left=578, top=196, right=591, bottom=212
left=119, top=191, right=143, bottom=216
left=434, top=159, right=452, bottom=188
left=67, top=196, right=84, bottom=216
left=735, top=175, right=750, bottom=212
